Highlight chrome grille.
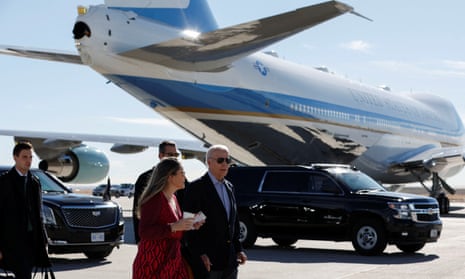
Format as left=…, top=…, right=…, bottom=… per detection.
left=412, top=203, right=440, bottom=223
left=61, top=205, right=118, bottom=229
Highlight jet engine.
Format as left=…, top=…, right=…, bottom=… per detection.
left=39, top=145, right=109, bottom=184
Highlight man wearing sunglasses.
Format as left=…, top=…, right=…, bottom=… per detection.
left=183, top=144, right=247, bottom=279
left=132, top=140, right=181, bottom=244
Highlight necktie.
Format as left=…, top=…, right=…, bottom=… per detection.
left=23, top=176, right=33, bottom=231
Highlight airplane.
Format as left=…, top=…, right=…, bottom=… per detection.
left=1, top=0, right=464, bottom=213
left=0, top=129, right=207, bottom=184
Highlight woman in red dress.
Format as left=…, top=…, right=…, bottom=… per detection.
left=133, top=157, right=198, bottom=279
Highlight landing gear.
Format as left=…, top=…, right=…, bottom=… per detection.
left=420, top=172, right=453, bottom=214
left=436, top=193, right=450, bottom=215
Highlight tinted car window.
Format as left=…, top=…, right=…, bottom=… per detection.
left=334, top=171, right=385, bottom=192
left=310, top=174, right=341, bottom=194
left=261, top=171, right=310, bottom=193
left=32, top=170, right=68, bottom=194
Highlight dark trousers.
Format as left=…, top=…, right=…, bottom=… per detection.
left=10, top=232, right=34, bottom=279
left=207, top=269, right=238, bottom=279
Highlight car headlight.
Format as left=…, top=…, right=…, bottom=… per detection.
left=388, top=202, right=413, bottom=220
left=42, top=205, right=57, bottom=225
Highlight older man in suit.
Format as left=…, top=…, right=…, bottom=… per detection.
left=183, top=144, right=247, bottom=279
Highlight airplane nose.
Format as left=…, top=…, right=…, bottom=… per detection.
left=73, top=21, right=91, bottom=39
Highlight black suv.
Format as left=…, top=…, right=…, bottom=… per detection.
left=0, top=167, right=124, bottom=259
left=226, top=164, right=442, bottom=255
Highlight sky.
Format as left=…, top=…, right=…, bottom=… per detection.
left=1, top=0, right=465, bottom=188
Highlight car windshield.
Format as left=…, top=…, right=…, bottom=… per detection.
left=32, top=170, right=68, bottom=194
left=334, top=171, right=386, bottom=193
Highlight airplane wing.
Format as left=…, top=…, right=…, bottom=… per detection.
left=0, top=45, right=82, bottom=64
left=120, top=1, right=358, bottom=72
left=0, top=129, right=207, bottom=160
left=388, top=146, right=465, bottom=193
left=0, top=2, right=363, bottom=72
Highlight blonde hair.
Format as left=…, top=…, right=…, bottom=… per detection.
left=137, top=157, right=181, bottom=218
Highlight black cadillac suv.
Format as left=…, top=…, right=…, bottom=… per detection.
left=0, top=167, right=124, bottom=259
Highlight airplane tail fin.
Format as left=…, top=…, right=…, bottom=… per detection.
left=105, top=0, right=218, bottom=32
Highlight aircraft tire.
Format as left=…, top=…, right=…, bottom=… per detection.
left=437, top=194, right=450, bottom=214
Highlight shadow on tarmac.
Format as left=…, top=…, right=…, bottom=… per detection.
left=49, top=205, right=442, bottom=271
left=442, top=205, right=465, bottom=218
left=246, top=244, right=439, bottom=265
left=50, top=257, right=112, bottom=272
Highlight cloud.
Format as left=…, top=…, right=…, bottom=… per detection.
left=371, top=60, right=417, bottom=72
left=442, top=60, right=465, bottom=70
left=341, top=40, right=372, bottom=52
left=439, top=60, right=465, bottom=77
left=371, top=60, right=465, bottom=78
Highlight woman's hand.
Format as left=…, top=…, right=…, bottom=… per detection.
left=170, top=217, right=195, bottom=232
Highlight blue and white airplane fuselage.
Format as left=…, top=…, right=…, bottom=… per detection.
left=72, top=1, right=465, bottom=184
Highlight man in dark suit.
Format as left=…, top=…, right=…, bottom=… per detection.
left=132, top=140, right=181, bottom=244
left=0, top=142, right=51, bottom=279
left=183, top=144, right=247, bottom=279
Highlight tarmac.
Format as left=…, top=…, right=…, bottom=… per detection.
left=36, top=194, right=465, bottom=279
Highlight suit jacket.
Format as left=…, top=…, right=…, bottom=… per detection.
left=183, top=173, right=243, bottom=273
left=132, top=168, right=152, bottom=244
left=0, top=167, right=50, bottom=273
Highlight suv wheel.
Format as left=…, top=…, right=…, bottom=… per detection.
left=272, top=237, right=298, bottom=247
left=84, top=247, right=114, bottom=260
left=351, top=219, right=387, bottom=255
left=238, top=213, right=257, bottom=248
left=396, top=243, right=425, bottom=253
